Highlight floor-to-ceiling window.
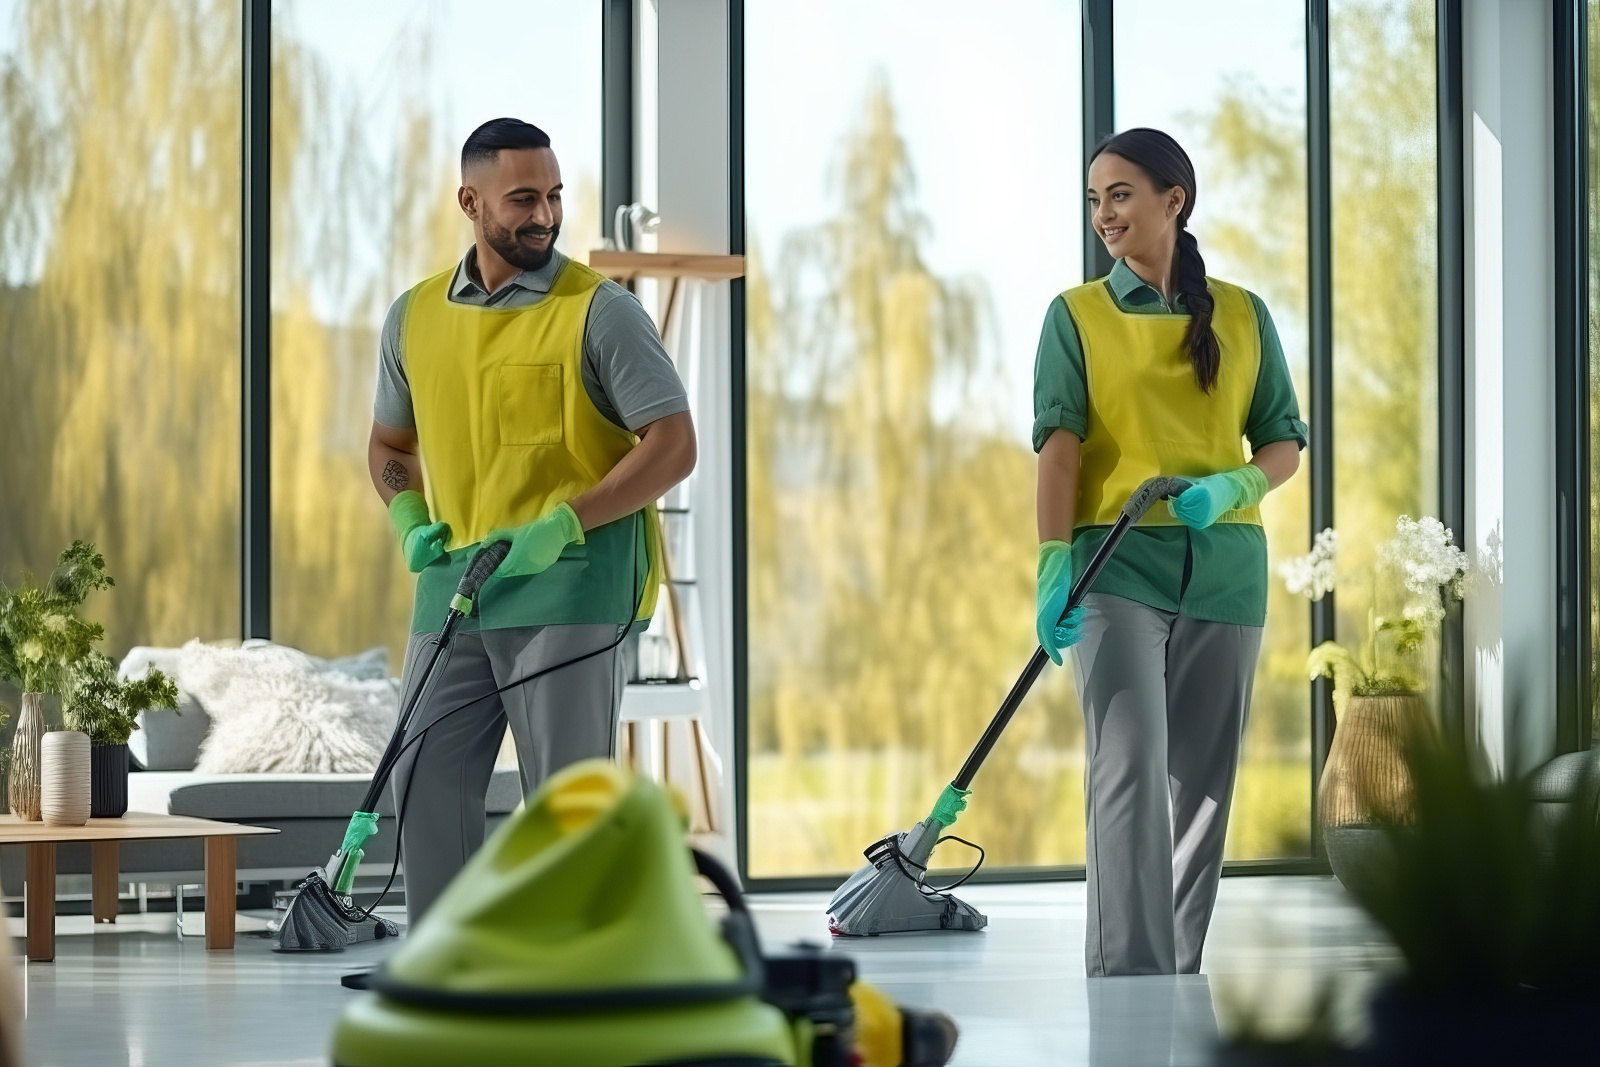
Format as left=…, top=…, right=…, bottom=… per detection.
left=743, top=2, right=1085, bottom=878
left=268, top=0, right=603, bottom=667
left=0, top=0, right=242, bottom=666
left=741, top=0, right=1446, bottom=879
left=1113, top=0, right=1312, bottom=860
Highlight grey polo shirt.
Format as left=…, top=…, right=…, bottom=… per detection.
left=373, top=246, right=689, bottom=433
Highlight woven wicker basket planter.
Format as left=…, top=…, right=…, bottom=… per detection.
left=1318, top=693, right=1430, bottom=827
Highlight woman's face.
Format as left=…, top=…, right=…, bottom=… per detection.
left=1086, top=152, right=1185, bottom=264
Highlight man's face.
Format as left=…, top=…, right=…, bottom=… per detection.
left=460, top=147, right=564, bottom=272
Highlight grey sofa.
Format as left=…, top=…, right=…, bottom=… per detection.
left=1526, top=746, right=1600, bottom=850
left=1, top=645, right=523, bottom=900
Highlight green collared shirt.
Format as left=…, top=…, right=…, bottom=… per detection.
left=1032, top=260, right=1308, bottom=626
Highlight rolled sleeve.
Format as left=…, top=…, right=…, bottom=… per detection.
left=1032, top=296, right=1089, bottom=453
left=1244, top=293, right=1308, bottom=452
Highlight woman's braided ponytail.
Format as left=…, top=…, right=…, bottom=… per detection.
left=1091, top=128, right=1220, bottom=393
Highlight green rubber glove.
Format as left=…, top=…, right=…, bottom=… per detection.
left=1169, top=465, right=1269, bottom=530
left=1036, top=540, right=1086, bottom=667
left=388, top=490, right=451, bottom=573
left=488, top=502, right=585, bottom=578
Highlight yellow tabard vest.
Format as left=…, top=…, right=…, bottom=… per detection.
left=402, top=258, right=662, bottom=626
left=1063, top=277, right=1262, bottom=530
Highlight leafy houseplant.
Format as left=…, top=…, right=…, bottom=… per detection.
left=1343, top=729, right=1600, bottom=1064
left=64, top=652, right=177, bottom=817
left=0, top=542, right=175, bottom=819
left=1279, top=519, right=1470, bottom=882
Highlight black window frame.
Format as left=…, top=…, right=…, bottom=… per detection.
left=1555, top=0, right=1592, bottom=756
left=234, top=1, right=1485, bottom=888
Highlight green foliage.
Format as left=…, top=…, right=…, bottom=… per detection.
left=1307, top=635, right=1424, bottom=701
left=0, top=540, right=113, bottom=695
left=0, top=0, right=470, bottom=667
left=1345, top=731, right=1600, bottom=994
left=0, top=540, right=172, bottom=745
left=62, top=650, right=178, bottom=746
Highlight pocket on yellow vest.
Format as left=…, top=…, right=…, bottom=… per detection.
left=498, top=364, right=564, bottom=446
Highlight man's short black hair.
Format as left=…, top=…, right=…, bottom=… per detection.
left=461, top=118, right=552, bottom=172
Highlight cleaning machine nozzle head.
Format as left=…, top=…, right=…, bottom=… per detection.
left=272, top=870, right=399, bottom=952
left=825, top=818, right=987, bottom=937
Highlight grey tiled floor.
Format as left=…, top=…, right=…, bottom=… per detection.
left=14, top=876, right=1397, bottom=1066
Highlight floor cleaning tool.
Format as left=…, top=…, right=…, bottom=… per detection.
left=826, top=476, right=1193, bottom=937
left=332, top=759, right=959, bottom=1067
left=273, top=540, right=513, bottom=952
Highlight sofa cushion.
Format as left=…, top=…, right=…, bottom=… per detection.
left=178, top=641, right=400, bottom=774
left=240, top=639, right=392, bottom=681
left=119, top=647, right=211, bottom=771
left=130, top=769, right=524, bottom=820
left=119, top=643, right=396, bottom=772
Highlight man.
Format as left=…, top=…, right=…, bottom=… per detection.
left=368, top=117, right=695, bottom=925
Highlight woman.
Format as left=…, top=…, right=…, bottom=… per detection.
left=1033, top=128, right=1305, bottom=977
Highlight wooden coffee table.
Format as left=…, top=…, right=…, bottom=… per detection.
left=0, top=812, right=279, bottom=962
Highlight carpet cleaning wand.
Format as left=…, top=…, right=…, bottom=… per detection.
left=273, top=539, right=512, bottom=952
left=826, top=476, right=1192, bottom=937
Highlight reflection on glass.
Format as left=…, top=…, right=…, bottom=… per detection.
left=745, top=2, right=1083, bottom=877
left=269, top=1, right=602, bottom=666
left=1115, top=0, right=1312, bottom=859
left=0, top=0, right=241, bottom=657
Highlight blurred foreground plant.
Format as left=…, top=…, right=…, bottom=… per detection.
left=1345, top=728, right=1600, bottom=995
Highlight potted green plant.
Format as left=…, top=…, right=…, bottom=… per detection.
left=63, top=651, right=177, bottom=817
left=0, top=542, right=113, bottom=820
left=0, top=542, right=174, bottom=820
left=1343, top=729, right=1600, bottom=1064
left=1279, top=518, right=1470, bottom=889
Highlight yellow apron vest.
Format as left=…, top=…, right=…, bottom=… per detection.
left=1063, top=277, right=1263, bottom=530
left=403, top=258, right=662, bottom=623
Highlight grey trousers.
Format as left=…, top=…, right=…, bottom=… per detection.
left=390, top=624, right=626, bottom=926
left=1070, top=593, right=1262, bottom=977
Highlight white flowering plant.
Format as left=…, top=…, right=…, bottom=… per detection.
left=1280, top=517, right=1470, bottom=699
left=1279, top=528, right=1339, bottom=601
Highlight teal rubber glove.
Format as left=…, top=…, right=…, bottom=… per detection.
left=388, top=490, right=451, bottom=573
left=1036, top=540, right=1087, bottom=666
left=488, top=502, right=585, bottom=578
left=1169, top=465, right=1270, bottom=530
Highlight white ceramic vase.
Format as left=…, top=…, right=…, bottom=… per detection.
left=41, top=731, right=91, bottom=827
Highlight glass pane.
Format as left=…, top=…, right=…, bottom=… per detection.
left=1115, top=0, right=1312, bottom=859
left=1329, top=2, right=1439, bottom=708
left=745, top=2, right=1083, bottom=878
left=269, top=1, right=603, bottom=666
left=0, top=1, right=241, bottom=670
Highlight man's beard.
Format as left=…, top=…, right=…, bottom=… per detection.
left=483, top=215, right=560, bottom=272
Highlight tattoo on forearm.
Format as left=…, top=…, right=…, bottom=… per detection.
left=382, top=460, right=410, bottom=491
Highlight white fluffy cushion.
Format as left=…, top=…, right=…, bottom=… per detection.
left=177, top=640, right=400, bottom=774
